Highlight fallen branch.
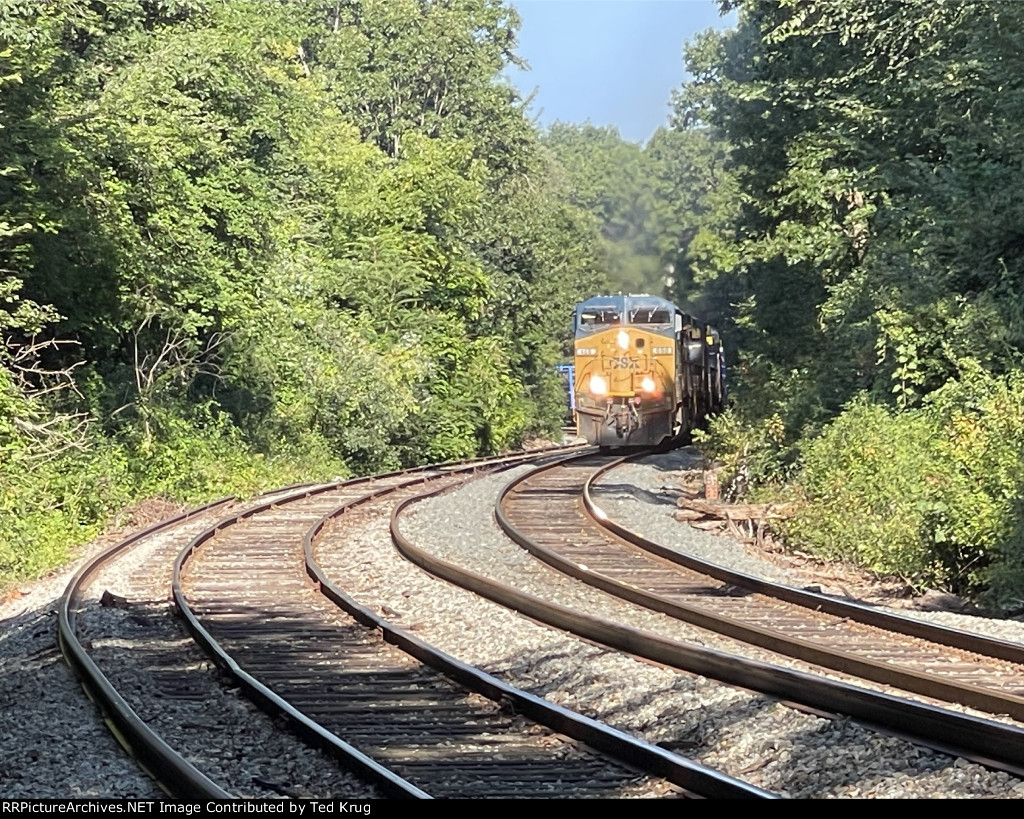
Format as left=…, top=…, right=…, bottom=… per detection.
left=675, top=496, right=797, bottom=521
left=674, top=496, right=797, bottom=550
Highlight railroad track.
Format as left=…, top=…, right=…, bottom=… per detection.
left=477, top=451, right=1024, bottom=770
left=59, top=447, right=768, bottom=799
left=56, top=443, right=1024, bottom=797
left=58, top=488, right=383, bottom=798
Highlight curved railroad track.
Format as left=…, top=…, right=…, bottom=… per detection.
left=481, top=451, right=1024, bottom=769
left=58, top=487, right=382, bottom=799
left=59, top=447, right=769, bottom=799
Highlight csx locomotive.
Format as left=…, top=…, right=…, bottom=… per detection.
left=572, top=294, right=725, bottom=448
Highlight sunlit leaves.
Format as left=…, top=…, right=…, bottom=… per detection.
left=687, top=0, right=1024, bottom=603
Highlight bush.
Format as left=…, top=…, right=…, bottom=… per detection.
left=692, top=363, right=828, bottom=496
left=927, top=366, right=1024, bottom=610
left=0, top=402, right=350, bottom=591
left=0, top=438, right=131, bottom=581
left=782, top=367, right=1024, bottom=607
left=693, top=408, right=791, bottom=499
left=782, top=399, right=945, bottom=584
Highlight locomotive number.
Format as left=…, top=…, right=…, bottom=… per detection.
left=608, top=356, right=641, bottom=370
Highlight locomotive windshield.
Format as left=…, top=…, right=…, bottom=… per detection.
left=578, top=308, right=621, bottom=327
left=576, top=294, right=678, bottom=335
left=628, top=307, right=672, bottom=325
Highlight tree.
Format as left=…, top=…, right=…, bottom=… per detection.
left=679, top=0, right=1024, bottom=604
left=680, top=1, right=1024, bottom=413
left=539, top=123, right=664, bottom=295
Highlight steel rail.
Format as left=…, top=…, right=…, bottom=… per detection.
left=480, top=459, right=1024, bottom=772
left=586, top=452, right=1024, bottom=665
left=301, top=475, right=774, bottom=799
left=58, top=498, right=236, bottom=800
left=173, top=473, right=447, bottom=799
left=377, top=484, right=777, bottom=799
left=55, top=445, right=578, bottom=800
left=171, top=446, right=586, bottom=799
left=496, top=455, right=1024, bottom=722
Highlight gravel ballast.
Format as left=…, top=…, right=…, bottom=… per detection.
left=1, top=496, right=379, bottom=800
left=4, top=452, right=1024, bottom=798
left=320, top=455, right=1024, bottom=798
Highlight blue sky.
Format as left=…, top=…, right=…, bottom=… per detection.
left=506, top=0, right=734, bottom=144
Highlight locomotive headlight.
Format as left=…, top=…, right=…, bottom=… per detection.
left=616, top=330, right=630, bottom=350
left=589, top=374, right=608, bottom=396
left=641, top=376, right=657, bottom=393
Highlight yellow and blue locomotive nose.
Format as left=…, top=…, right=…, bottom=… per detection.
left=573, top=293, right=721, bottom=447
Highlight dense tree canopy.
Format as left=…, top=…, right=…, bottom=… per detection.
left=682, top=0, right=1024, bottom=606
left=538, top=121, right=736, bottom=310
left=6, top=0, right=1024, bottom=611
left=0, top=0, right=604, bottom=584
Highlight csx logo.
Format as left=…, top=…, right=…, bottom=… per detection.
left=608, top=356, right=641, bottom=370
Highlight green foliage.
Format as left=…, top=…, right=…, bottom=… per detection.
left=693, top=357, right=828, bottom=495
left=467, top=130, right=608, bottom=437
left=927, top=367, right=1024, bottom=610
left=0, top=417, right=348, bottom=587
left=677, top=1, right=1024, bottom=407
left=782, top=399, right=945, bottom=584
left=781, top=370, right=1024, bottom=607
left=419, top=333, right=531, bottom=460
left=310, top=0, right=530, bottom=166
left=0, top=0, right=613, bottom=593
left=0, top=442, right=130, bottom=581
left=672, top=1, right=1024, bottom=607
left=694, top=405, right=792, bottom=494
left=645, top=126, right=741, bottom=315
left=535, top=119, right=744, bottom=384
left=540, top=122, right=666, bottom=296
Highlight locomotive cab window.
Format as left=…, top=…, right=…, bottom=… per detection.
left=628, top=308, right=671, bottom=326
left=578, top=309, right=621, bottom=328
